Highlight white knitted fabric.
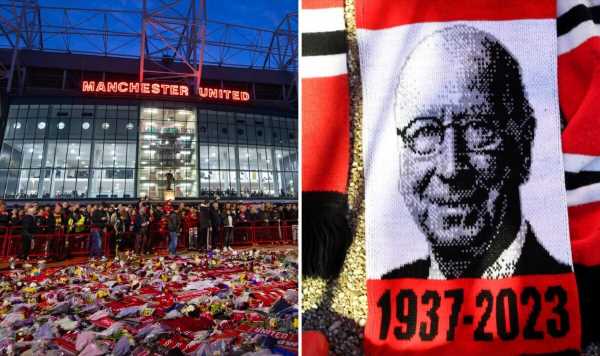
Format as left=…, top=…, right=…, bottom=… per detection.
left=359, top=20, right=572, bottom=279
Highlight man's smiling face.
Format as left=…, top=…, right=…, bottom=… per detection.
left=395, top=27, right=521, bottom=250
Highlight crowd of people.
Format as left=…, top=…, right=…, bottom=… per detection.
left=0, top=199, right=298, bottom=262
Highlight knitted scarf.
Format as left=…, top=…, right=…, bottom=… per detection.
left=302, top=0, right=352, bottom=279
left=302, top=0, right=600, bottom=354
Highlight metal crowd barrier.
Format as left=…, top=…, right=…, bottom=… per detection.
left=0, top=219, right=297, bottom=261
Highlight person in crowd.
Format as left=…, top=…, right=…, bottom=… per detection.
left=223, top=209, right=235, bottom=251
left=185, top=207, right=199, bottom=251
left=50, top=204, right=67, bottom=260
left=129, top=208, right=139, bottom=254
left=0, top=201, right=12, bottom=254
left=248, top=206, right=259, bottom=222
left=283, top=204, right=292, bottom=220
left=147, top=205, right=159, bottom=253
left=59, top=205, right=73, bottom=262
left=20, top=206, right=37, bottom=261
left=11, top=208, right=21, bottom=226
left=90, top=203, right=107, bottom=260
left=36, top=207, right=50, bottom=232
left=61, top=204, right=71, bottom=233
left=74, top=208, right=87, bottom=233
left=135, top=207, right=150, bottom=255
left=85, top=204, right=93, bottom=220
left=114, top=208, right=130, bottom=256
left=0, top=201, right=10, bottom=226
left=34, top=206, right=51, bottom=257
left=270, top=205, right=281, bottom=221
left=257, top=204, right=268, bottom=222
left=198, top=203, right=210, bottom=251
left=109, top=206, right=118, bottom=233
left=46, top=206, right=56, bottom=233
left=167, top=206, right=180, bottom=255
left=155, top=205, right=164, bottom=220
left=66, top=209, right=76, bottom=233
left=209, top=201, right=222, bottom=250
left=237, top=205, right=249, bottom=223
left=51, top=204, right=62, bottom=231
left=0, top=200, right=297, bottom=260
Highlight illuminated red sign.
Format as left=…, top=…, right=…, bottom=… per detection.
left=198, top=87, right=250, bottom=101
left=81, top=81, right=251, bottom=102
left=82, top=81, right=189, bottom=96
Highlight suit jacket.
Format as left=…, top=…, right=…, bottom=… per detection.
left=382, top=223, right=571, bottom=279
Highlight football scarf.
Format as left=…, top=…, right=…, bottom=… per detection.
left=358, top=0, right=581, bottom=354
left=301, top=0, right=600, bottom=354
left=302, top=0, right=353, bottom=279
left=558, top=0, right=600, bottom=353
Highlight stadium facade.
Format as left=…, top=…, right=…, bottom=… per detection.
left=0, top=50, right=297, bottom=201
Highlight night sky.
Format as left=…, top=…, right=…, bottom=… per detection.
left=39, top=0, right=297, bottom=29
left=0, top=0, right=297, bottom=68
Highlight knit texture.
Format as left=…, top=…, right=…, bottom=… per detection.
left=557, top=1, right=600, bottom=353
left=302, top=0, right=600, bottom=354
left=301, top=0, right=353, bottom=279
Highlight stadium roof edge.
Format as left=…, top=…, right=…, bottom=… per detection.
left=0, top=49, right=296, bottom=86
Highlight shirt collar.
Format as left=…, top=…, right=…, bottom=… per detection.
left=428, top=220, right=528, bottom=280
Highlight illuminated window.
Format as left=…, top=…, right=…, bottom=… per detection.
left=1, top=104, right=137, bottom=199
left=137, top=104, right=198, bottom=199
left=196, top=111, right=297, bottom=198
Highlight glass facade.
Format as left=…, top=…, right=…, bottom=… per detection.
left=0, top=102, right=297, bottom=200
left=0, top=104, right=138, bottom=199
left=138, top=103, right=198, bottom=199
left=197, top=110, right=297, bottom=198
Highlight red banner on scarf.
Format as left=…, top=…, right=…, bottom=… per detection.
left=365, top=273, right=581, bottom=355
left=355, top=0, right=555, bottom=30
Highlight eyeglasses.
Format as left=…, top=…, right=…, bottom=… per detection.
left=397, top=117, right=503, bottom=155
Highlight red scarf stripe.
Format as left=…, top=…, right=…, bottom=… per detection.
left=560, top=72, right=600, bottom=156
left=568, top=201, right=600, bottom=266
left=302, top=0, right=344, bottom=10
left=355, top=0, right=555, bottom=30
left=302, top=0, right=349, bottom=194
left=559, top=26, right=600, bottom=156
left=559, top=1, right=600, bottom=272
left=558, top=37, right=600, bottom=124
left=302, top=74, right=350, bottom=193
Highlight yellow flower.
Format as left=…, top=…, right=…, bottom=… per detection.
left=269, top=318, right=278, bottom=328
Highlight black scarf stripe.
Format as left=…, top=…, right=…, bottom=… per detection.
left=302, top=191, right=352, bottom=279
left=302, top=30, right=347, bottom=57
left=557, top=4, right=600, bottom=37
left=565, top=171, right=600, bottom=191
left=574, top=264, right=600, bottom=347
